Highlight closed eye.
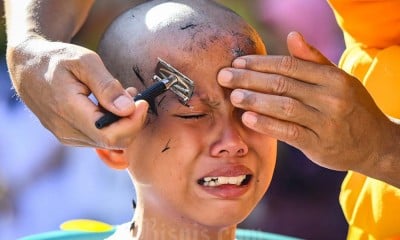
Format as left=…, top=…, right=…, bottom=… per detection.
left=174, top=114, right=207, bottom=120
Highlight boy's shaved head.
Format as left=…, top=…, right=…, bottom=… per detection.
left=98, top=0, right=266, bottom=90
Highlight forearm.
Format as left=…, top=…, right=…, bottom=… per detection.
left=4, top=0, right=95, bottom=45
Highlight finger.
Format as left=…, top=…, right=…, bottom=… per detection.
left=96, top=100, right=149, bottom=149
left=286, top=31, right=333, bottom=65
left=231, top=54, right=338, bottom=86
left=231, top=89, right=321, bottom=130
left=32, top=100, right=98, bottom=147
left=70, top=94, right=148, bottom=149
left=63, top=78, right=148, bottom=149
left=218, top=68, right=323, bottom=108
left=126, top=87, right=138, bottom=97
left=70, top=50, right=135, bottom=117
left=62, top=89, right=112, bottom=144
left=61, top=134, right=98, bottom=147
left=241, top=111, right=317, bottom=153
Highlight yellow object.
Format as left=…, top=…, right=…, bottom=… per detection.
left=60, top=219, right=114, bottom=232
left=327, top=0, right=400, bottom=239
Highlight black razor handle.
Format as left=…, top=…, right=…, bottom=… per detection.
left=95, top=81, right=167, bottom=129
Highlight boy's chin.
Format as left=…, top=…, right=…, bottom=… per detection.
left=194, top=208, right=253, bottom=230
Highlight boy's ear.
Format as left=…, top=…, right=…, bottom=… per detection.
left=95, top=149, right=129, bottom=170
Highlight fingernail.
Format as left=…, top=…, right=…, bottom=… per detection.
left=289, top=31, right=303, bottom=41
left=114, top=95, right=133, bottom=110
left=231, top=90, right=244, bottom=104
left=233, top=58, right=246, bottom=68
left=218, top=70, right=233, bottom=85
left=243, top=112, right=257, bottom=126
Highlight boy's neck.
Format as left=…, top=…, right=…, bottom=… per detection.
left=131, top=206, right=237, bottom=240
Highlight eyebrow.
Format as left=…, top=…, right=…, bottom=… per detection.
left=191, top=93, right=222, bottom=110
left=201, top=98, right=220, bottom=109
left=157, top=91, right=222, bottom=111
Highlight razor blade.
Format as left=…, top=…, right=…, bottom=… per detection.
left=153, top=58, right=194, bottom=104
left=95, top=58, right=195, bottom=129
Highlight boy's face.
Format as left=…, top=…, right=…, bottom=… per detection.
left=124, top=44, right=276, bottom=227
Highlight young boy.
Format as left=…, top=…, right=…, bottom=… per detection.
left=21, top=1, right=295, bottom=239
left=95, top=0, right=279, bottom=239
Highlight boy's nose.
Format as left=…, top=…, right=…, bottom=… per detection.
left=210, top=124, right=249, bottom=158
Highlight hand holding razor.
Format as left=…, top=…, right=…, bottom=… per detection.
left=95, top=58, right=195, bottom=129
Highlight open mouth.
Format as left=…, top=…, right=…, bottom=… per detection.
left=197, top=174, right=252, bottom=187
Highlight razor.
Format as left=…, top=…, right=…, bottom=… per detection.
left=95, top=58, right=195, bottom=129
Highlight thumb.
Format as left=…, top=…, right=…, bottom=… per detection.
left=287, top=31, right=333, bottom=66
left=76, top=52, right=135, bottom=117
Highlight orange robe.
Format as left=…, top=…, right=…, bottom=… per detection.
left=327, top=0, right=400, bottom=238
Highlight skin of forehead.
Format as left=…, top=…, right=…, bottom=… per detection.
left=98, top=0, right=266, bottom=91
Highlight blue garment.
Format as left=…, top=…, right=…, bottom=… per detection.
left=19, top=228, right=300, bottom=240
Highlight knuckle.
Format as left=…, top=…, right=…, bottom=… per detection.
left=324, top=69, right=353, bottom=114
left=334, top=98, right=348, bottom=113
left=273, top=74, right=289, bottom=95
left=97, top=77, right=119, bottom=96
left=277, top=56, right=298, bottom=76
left=75, top=53, right=94, bottom=69
left=325, top=66, right=339, bottom=80
left=66, top=50, right=99, bottom=76
left=77, top=50, right=100, bottom=66
left=327, top=67, right=352, bottom=91
left=331, top=71, right=347, bottom=88
left=286, top=124, right=300, bottom=141
left=326, top=94, right=347, bottom=115
left=281, top=97, right=296, bottom=118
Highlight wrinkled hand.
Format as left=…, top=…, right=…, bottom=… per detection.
left=6, top=38, right=148, bottom=149
left=218, top=32, right=398, bottom=174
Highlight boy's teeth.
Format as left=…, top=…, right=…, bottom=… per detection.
left=200, top=175, right=247, bottom=187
